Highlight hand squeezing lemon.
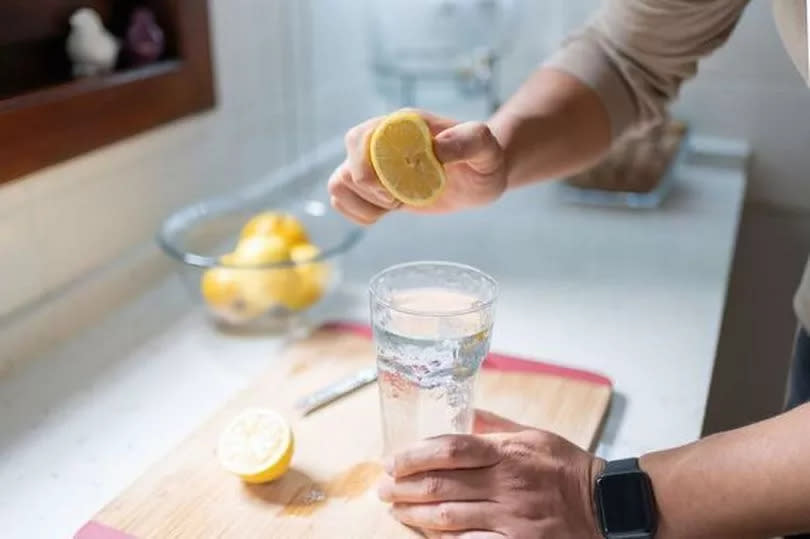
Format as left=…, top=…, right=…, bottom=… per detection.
left=329, top=110, right=507, bottom=224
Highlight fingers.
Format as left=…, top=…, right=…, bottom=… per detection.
left=391, top=501, right=500, bottom=532
left=330, top=109, right=458, bottom=220
left=385, top=435, right=501, bottom=479
left=378, top=469, right=493, bottom=503
left=423, top=531, right=504, bottom=539
left=343, top=118, right=400, bottom=209
left=473, top=410, right=528, bottom=434
left=433, top=122, right=503, bottom=174
left=409, top=108, right=459, bottom=135
left=327, top=162, right=390, bottom=225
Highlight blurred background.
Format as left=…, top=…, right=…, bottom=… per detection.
left=1, top=0, right=809, bottom=445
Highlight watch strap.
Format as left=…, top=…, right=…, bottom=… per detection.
left=603, top=457, right=642, bottom=475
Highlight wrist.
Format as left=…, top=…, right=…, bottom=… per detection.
left=587, top=457, right=607, bottom=538
left=639, top=450, right=670, bottom=538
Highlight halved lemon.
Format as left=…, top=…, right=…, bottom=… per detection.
left=369, top=111, right=446, bottom=206
left=217, top=408, right=294, bottom=484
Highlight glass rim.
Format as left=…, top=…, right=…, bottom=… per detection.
left=368, top=260, right=497, bottom=318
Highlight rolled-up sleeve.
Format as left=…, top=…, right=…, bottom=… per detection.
left=545, top=0, right=749, bottom=138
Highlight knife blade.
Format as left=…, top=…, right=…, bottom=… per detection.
left=294, top=366, right=378, bottom=416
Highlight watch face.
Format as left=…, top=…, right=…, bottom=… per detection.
left=597, top=472, right=654, bottom=533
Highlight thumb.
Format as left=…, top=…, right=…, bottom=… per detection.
left=433, top=122, right=503, bottom=173
left=473, top=409, right=529, bottom=434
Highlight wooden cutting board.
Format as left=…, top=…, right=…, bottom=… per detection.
left=76, top=323, right=611, bottom=539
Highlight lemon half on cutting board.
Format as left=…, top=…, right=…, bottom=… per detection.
left=369, top=111, right=446, bottom=206
left=217, top=408, right=294, bottom=483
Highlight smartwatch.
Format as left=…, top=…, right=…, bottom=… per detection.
left=594, top=458, right=657, bottom=538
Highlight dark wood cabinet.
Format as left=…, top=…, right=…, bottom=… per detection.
left=0, top=0, right=216, bottom=184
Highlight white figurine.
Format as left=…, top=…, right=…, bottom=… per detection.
left=66, top=8, right=120, bottom=77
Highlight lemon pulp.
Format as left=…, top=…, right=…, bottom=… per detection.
left=217, top=408, right=294, bottom=484
left=369, top=111, right=446, bottom=206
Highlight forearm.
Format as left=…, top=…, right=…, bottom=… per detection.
left=487, top=67, right=612, bottom=189
left=641, top=403, right=810, bottom=538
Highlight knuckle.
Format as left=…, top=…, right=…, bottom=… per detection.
left=327, top=172, right=344, bottom=195
left=505, top=474, right=533, bottom=493
left=470, top=122, right=492, bottom=144
left=344, top=126, right=361, bottom=147
left=352, top=168, right=372, bottom=186
left=524, top=428, right=554, bottom=448
left=499, top=437, right=532, bottom=460
left=436, top=504, right=455, bottom=526
left=423, top=475, right=443, bottom=497
left=441, top=437, right=467, bottom=460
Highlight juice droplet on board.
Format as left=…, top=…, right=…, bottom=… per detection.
left=280, top=461, right=383, bottom=517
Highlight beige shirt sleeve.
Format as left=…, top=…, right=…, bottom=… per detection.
left=545, top=0, right=749, bottom=138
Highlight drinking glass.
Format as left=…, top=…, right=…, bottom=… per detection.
left=369, top=261, right=497, bottom=455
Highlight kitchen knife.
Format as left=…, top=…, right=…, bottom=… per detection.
left=294, top=366, right=378, bottom=416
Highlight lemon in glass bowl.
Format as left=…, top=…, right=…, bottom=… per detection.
left=158, top=189, right=362, bottom=330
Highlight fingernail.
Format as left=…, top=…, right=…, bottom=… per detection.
left=382, top=455, right=394, bottom=475
left=377, top=481, right=391, bottom=501
left=375, top=188, right=396, bottom=207
left=433, top=133, right=461, bottom=162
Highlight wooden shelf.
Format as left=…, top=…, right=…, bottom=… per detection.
left=0, top=0, right=215, bottom=184
left=0, top=60, right=182, bottom=112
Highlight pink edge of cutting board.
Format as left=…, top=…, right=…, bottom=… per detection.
left=74, top=521, right=135, bottom=539
left=75, top=320, right=612, bottom=539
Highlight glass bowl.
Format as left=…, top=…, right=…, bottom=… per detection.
left=157, top=176, right=363, bottom=331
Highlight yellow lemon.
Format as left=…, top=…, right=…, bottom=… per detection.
left=369, top=111, right=446, bottom=206
left=262, top=267, right=301, bottom=309
left=206, top=237, right=296, bottom=318
left=230, top=236, right=301, bottom=309
left=280, top=276, right=321, bottom=311
left=275, top=215, right=309, bottom=246
left=290, top=243, right=320, bottom=263
left=200, top=267, right=269, bottom=323
left=239, top=211, right=283, bottom=239
left=280, top=244, right=330, bottom=311
left=291, top=244, right=329, bottom=283
left=217, top=408, right=294, bottom=484
left=229, top=235, right=290, bottom=266
left=240, top=212, right=309, bottom=247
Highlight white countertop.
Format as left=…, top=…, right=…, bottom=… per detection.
left=0, top=140, right=746, bottom=538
